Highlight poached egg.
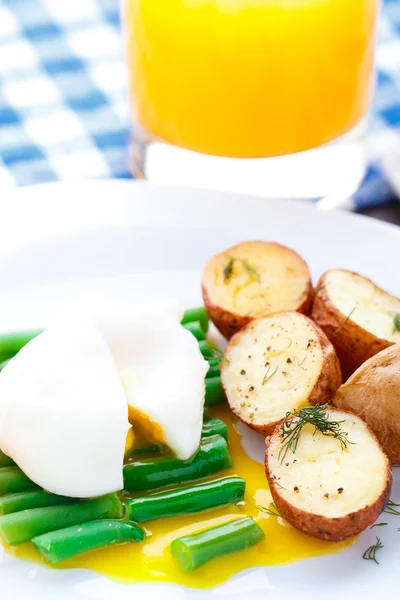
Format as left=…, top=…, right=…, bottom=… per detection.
left=0, top=299, right=208, bottom=497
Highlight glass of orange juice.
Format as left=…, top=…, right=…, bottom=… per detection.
left=123, top=0, right=380, bottom=199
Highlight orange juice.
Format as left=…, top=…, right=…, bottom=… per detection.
left=124, top=0, right=379, bottom=158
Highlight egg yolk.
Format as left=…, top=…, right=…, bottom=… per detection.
left=128, top=406, right=165, bottom=446
left=124, top=427, right=135, bottom=455
left=3, top=404, right=353, bottom=588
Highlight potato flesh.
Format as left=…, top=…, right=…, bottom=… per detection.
left=222, top=313, right=323, bottom=428
left=326, top=270, right=400, bottom=343
left=205, top=242, right=310, bottom=318
left=268, top=410, right=388, bottom=518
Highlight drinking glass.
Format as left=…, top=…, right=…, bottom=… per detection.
left=123, top=0, right=380, bottom=200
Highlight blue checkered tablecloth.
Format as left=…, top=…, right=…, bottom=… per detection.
left=0, top=0, right=399, bottom=210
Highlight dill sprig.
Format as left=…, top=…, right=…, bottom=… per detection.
left=257, top=502, right=281, bottom=517
left=297, top=357, right=307, bottom=371
left=223, top=257, right=235, bottom=283
left=262, top=365, right=278, bottom=386
left=210, top=343, right=224, bottom=360
left=278, top=403, right=350, bottom=464
left=384, top=499, right=400, bottom=515
left=333, top=305, right=357, bottom=335
left=202, top=341, right=225, bottom=362
left=393, top=313, right=400, bottom=335
left=371, top=522, right=387, bottom=529
left=295, top=289, right=308, bottom=303
left=241, top=259, right=259, bottom=281
left=362, top=537, right=383, bottom=564
left=222, top=257, right=259, bottom=283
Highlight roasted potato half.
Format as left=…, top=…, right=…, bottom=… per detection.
left=202, top=241, right=313, bottom=339
left=312, top=269, right=400, bottom=380
left=333, top=344, right=400, bottom=464
left=221, top=311, right=341, bottom=436
left=265, top=408, right=392, bottom=541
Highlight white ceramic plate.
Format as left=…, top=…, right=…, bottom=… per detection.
left=0, top=180, right=399, bottom=600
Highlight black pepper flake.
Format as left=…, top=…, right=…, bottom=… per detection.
left=324, top=493, right=329, bottom=498
left=338, top=488, right=344, bottom=494
left=286, top=358, right=292, bottom=363
left=264, top=361, right=270, bottom=367
left=248, top=355, right=252, bottom=359
left=294, top=486, right=299, bottom=492
left=240, top=369, right=246, bottom=375
left=282, top=371, right=287, bottom=376
left=267, top=346, right=271, bottom=351
left=285, top=462, right=289, bottom=467
left=249, top=386, right=254, bottom=392
left=293, top=459, right=297, bottom=463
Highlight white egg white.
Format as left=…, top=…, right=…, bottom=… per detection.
left=111, top=312, right=209, bottom=460
left=57, top=298, right=209, bottom=460
left=0, top=321, right=129, bottom=498
left=0, top=298, right=208, bottom=497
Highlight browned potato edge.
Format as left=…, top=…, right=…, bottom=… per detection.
left=311, top=270, right=394, bottom=380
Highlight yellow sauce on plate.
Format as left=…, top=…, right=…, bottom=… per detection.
left=2, top=405, right=352, bottom=588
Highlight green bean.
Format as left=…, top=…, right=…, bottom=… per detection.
left=171, top=517, right=265, bottom=572
left=123, top=435, right=232, bottom=492
left=0, top=359, right=10, bottom=371
left=0, top=493, right=122, bottom=545
left=181, top=308, right=209, bottom=333
left=182, top=321, right=206, bottom=342
left=0, top=450, right=15, bottom=468
left=0, top=490, right=74, bottom=515
left=205, top=377, right=226, bottom=406
left=130, top=444, right=161, bottom=457
left=32, top=519, right=145, bottom=563
left=206, top=364, right=220, bottom=378
left=0, top=467, right=38, bottom=495
left=203, top=407, right=212, bottom=422
left=202, top=418, right=228, bottom=441
left=0, top=330, right=42, bottom=363
left=126, top=476, right=244, bottom=522
left=207, top=358, right=220, bottom=367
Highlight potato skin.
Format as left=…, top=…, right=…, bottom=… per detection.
left=311, top=271, right=393, bottom=380
left=333, top=344, right=400, bottom=464
left=202, top=286, right=250, bottom=340
left=308, top=322, right=342, bottom=407
left=202, top=241, right=313, bottom=340
left=221, top=312, right=342, bottom=436
left=203, top=287, right=314, bottom=341
left=265, top=413, right=392, bottom=542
